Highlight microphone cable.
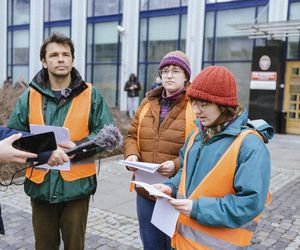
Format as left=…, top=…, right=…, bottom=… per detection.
left=0, top=162, right=35, bottom=188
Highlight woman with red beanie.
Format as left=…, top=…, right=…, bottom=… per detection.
left=155, top=66, right=273, bottom=249
left=124, top=51, right=196, bottom=250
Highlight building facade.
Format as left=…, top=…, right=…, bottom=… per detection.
left=0, top=0, right=300, bottom=134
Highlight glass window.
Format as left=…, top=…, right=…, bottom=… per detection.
left=180, top=14, right=187, bottom=51
left=289, top=2, right=300, bottom=20
left=140, top=0, right=148, bottom=11
left=216, top=62, right=252, bottom=109
left=13, top=66, right=29, bottom=83
left=287, top=2, right=300, bottom=59
left=44, top=26, right=71, bottom=38
left=94, top=0, right=120, bottom=16
left=13, top=30, right=29, bottom=65
left=7, top=32, right=12, bottom=65
left=93, top=64, right=117, bottom=107
left=149, top=0, right=180, bottom=10
left=144, top=63, right=159, bottom=92
left=94, top=22, right=119, bottom=63
left=256, top=5, right=268, bottom=23
left=44, top=0, right=71, bottom=21
left=12, top=0, right=30, bottom=25
left=215, top=8, right=255, bottom=60
left=139, top=18, right=147, bottom=62
left=148, top=15, right=179, bottom=61
left=287, top=36, right=299, bottom=59
left=86, top=24, right=93, bottom=63
left=204, top=11, right=214, bottom=61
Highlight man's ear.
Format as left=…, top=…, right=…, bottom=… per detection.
left=41, top=59, right=47, bottom=69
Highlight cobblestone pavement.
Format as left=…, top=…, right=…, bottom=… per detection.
left=0, top=134, right=299, bottom=249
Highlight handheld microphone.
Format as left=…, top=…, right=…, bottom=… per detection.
left=65, top=124, right=123, bottom=156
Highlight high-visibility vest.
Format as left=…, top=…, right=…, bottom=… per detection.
left=173, top=129, right=271, bottom=250
left=26, top=83, right=96, bottom=183
left=130, top=100, right=196, bottom=191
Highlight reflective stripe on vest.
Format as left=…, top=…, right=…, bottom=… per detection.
left=130, top=100, right=196, bottom=192
left=173, top=129, right=271, bottom=250
left=27, top=83, right=96, bottom=183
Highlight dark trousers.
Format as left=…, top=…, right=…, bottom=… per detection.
left=31, top=197, right=90, bottom=250
left=137, top=193, right=171, bottom=250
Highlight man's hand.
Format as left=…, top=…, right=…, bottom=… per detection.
left=169, top=199, right=193, bottom=216
left=153, top=184, right=172, bottom=197
left=125, top=155, right=139, bottom=171
left=59, top=141, right=76, bottom=159
left=157, top=160, right=176, bottom=177
left=47, top=147, right=69, bottom=166
left=0, top=133, right=37, bottom=163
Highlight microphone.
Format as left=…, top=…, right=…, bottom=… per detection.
left=65, top=124, right=123, bottom=156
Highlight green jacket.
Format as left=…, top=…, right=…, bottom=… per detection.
left=7, top=68, right=113, bottom=203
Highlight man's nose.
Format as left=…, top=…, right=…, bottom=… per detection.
left=58, top=54, right=64, bottom=61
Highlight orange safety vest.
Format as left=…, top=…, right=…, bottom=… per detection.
left=26, top=84, right=96, bottom=183
left=172, top=129, right=271, bottom=250
left=130, top=101, right=196, bottom=191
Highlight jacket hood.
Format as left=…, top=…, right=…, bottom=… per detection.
left=29, top=67, right=88, bottom=97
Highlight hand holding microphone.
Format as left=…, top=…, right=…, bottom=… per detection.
left=65, top=124, right=123, bottom=156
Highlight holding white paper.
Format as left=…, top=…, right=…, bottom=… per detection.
left=131, top=180, right=179, bottom=237
left=135, top=169, right=168, bottom=184
left=151, top=198, right=179, bottom=237
left=119, top=160, right=160, bottom=173
left=30, top=124, right=70, bottom=171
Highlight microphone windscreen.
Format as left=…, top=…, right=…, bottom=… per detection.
left=94, top=124, right=123, bottom=152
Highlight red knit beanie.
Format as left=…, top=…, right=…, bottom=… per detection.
left=187, top=66, right=238, bottom=107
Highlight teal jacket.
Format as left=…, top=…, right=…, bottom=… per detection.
left=7, top=68, right=113, bottom=203
left=165, top=111, right=273, bottom=228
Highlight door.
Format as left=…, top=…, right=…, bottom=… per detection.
left=284, top=62, right=300, bottom=134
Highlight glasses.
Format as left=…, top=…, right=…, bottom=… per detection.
left=191, top=101, right=211, bottom=112
left=160, top=67, right=184, bottom=77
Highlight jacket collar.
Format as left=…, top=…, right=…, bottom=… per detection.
left=29, top=67, right=88, bottom=97
left=195, top=110, right=248, bottom=139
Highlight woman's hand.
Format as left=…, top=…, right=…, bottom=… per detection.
left=169, top=199, right=193, bottom=216
left=125, top=154, right=139, bottom=171
left=157, top=160, right=176, bottom=177
left=153, top=184, right=172, bottom=197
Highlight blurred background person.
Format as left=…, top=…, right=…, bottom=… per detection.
left=124, top=73, right=141, bottom=119
left=151, top=76, right=162, bottom=90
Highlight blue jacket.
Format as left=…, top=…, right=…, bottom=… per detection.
left=165, top=111, right=273, bottom=228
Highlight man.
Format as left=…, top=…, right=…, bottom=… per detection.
left=8, top=33, right=113, bottom=250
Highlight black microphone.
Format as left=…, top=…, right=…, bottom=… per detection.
left=65, top=124, right=123, bottom=156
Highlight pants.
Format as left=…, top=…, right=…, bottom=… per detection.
left=31, top=197, right=90, bottom=250
left=137, top=193, right=171, bottom=250
left=127, top=96, right=139, bottom=119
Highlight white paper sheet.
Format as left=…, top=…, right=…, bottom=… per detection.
left=151, top=198, right=179, bottom=237
left=30, top=124, right=70, bottom=171
left=131, top=181, right=173, bottom=200
left=119, top=160, right=160, bottom=173
left=135, top=169, right=168, bottom=185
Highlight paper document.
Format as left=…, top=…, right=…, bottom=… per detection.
left=135, top=169, right=168, bottom=184
left=131, top=181, right=173, bottom=200
left=30, top=124, right=70, bottom=171
left=151, top=198, right=179, bottom=237
left=119, top=160, right=160, bottom=173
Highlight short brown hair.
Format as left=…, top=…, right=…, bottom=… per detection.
left=40, top=33, right=75, bottom=61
